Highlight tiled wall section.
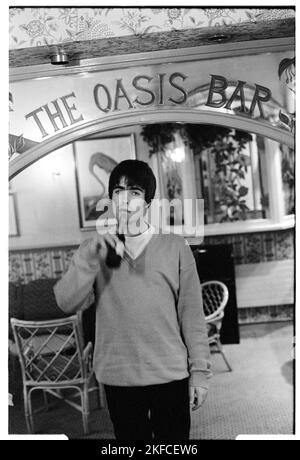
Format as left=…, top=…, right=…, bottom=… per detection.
left=204, top=229, right=294, bottom=265
left=9, top=228, right=294, bottom=283
left=9, top=228, right=294, bottom=323
left=9, top=246, right=77, bottom=284
left=238, top=304, right=293, bottom=324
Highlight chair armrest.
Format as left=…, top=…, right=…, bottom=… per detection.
left=206, top=312, right=224, bottom=337
left=205, top=311, right=224, bottom=324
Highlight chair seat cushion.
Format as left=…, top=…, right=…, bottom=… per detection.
left=30, top=354, right=85, bottom=382
left=23, top=333, right=76, bottom=355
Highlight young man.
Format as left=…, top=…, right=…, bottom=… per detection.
left=54, top=159, right=211, bottom=440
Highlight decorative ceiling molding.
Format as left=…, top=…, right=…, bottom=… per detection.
left=9, top=18, right=295, bottom=69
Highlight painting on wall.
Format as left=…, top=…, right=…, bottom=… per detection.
left=73, top=135, right=136, bottom=229
left=9, top=193, right=19, bottom=236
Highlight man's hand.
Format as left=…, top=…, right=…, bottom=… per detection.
left=189, top=386, right=208, bottom=411
left=84, top=234, right=125, bottom=265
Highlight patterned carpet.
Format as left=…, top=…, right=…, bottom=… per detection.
left=190, top=322, right=294, bottom=439
left=9, top=322, right=294, bottom=440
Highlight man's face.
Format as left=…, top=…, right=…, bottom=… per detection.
left=111, top=176, right=147, bottom=232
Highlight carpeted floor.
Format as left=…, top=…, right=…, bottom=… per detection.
left=9, top=322, right=294, bottom=440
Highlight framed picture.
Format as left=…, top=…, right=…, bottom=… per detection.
left=9, top=193, right=19, bottom=236
left=74, top=134, right=136, bottom=229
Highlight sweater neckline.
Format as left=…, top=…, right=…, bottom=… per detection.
left=123, top=231, right=158, bottom=265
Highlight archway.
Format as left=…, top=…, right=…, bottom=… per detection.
left=9, top=108, right=294, bottom=179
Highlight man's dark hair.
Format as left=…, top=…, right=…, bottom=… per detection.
left=108, top=159, right=156, bottom=204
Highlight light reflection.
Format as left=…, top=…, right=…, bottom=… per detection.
left=167, top=146, right=186, bottom=163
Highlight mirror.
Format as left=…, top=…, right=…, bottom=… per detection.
left=9, top=121, right=294, bottom=250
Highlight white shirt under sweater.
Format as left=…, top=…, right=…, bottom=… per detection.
left=124, top=224, right=155, bottom=260
left=54, top=232, right=211, bottom=388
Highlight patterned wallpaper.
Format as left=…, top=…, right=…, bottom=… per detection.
left=9, top=228, right=294, bottom=284
left=9, top=7, right=295, bottom=50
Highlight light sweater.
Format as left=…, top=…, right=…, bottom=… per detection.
left=53, top=233, right=211, bottom=388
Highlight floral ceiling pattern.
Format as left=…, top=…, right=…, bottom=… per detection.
left=9, top=7, right=295, bottom=50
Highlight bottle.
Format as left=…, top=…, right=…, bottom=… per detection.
left=105, top=233, right=125, bottom=268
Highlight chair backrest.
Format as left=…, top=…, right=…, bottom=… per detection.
left=10, top=313, right=87, bottom=385
left=201, top=281, right=229, bottom=321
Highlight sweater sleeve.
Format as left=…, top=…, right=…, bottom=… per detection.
left=53, top=239, right=100, bottom=315
left=177, top=239, right=212, bottom=389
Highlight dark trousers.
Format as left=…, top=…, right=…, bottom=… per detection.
left=104, top=378, right=190, bottom=440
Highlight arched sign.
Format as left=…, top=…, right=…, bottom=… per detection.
left=9, top=108, right=294, bottom=180
left=9, top=49, right=295, bottom=179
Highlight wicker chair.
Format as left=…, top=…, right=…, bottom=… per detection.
left=201, top=280, right=232, bottom=372
left=10, top=312, right=103, bottom=434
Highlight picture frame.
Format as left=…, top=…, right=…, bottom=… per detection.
left=9, top=193, right=19, bottom=236
left=73, top=134, right=136, bottom=229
